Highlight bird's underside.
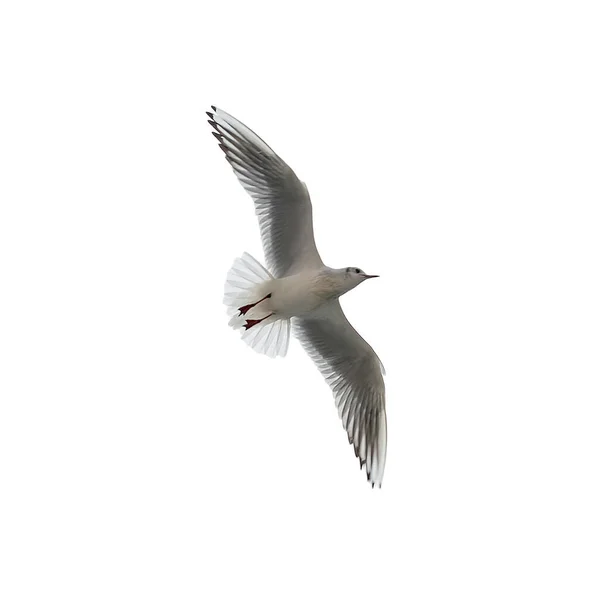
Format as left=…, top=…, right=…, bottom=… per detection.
left=208, top=106, right=388, bottom=487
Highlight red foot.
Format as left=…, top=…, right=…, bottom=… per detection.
left=238, top=293, right=272, bottom=316
left=243, top=313, right=273, bottom=330
left=238, top=303, right=254, bottom=316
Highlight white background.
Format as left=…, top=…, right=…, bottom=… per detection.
left=1, top=1, right=599, bottom=598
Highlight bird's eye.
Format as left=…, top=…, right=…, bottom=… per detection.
left=354, top=268, right=360, bottom=274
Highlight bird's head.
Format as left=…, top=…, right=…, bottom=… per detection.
left=341, top=267, right=379, bottom=291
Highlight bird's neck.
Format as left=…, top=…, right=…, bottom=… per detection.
left=313, top=268, right=350, bottom=301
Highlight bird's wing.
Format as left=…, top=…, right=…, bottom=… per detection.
left=207, top=106, right=323, bottom=278
left=293, top=301, right=387, bottom=487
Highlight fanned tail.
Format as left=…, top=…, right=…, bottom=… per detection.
left=223, top=252, right=290, bottom=358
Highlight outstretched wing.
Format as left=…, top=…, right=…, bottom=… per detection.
left=293, top=301, right=387, bottom=487
left=207, top=106, right=323, bottom=278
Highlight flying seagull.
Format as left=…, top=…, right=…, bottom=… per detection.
left=207, top=106, right=387, bottom=487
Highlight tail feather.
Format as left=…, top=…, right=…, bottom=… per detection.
left=224, top=252, right=272, bottom=314
left=224, top=253, right=290, bottom=358
left=241, top=316, right=290, bottom=358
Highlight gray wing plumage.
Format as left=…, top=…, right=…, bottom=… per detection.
left=293, top=301, right=387, bottom=487
left=207, top=106, right=323, bottom=278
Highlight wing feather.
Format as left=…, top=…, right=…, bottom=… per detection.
left=207, top=106, right=323, bottom=278
left=293, top=301, right=387, bottom=487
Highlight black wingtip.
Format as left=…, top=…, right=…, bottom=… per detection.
left=211, top=105, right=217, bottom=111
left=206, top=111, right=214, bottom=119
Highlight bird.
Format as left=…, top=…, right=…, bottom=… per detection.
left=207, top=106, right=387, bottom=487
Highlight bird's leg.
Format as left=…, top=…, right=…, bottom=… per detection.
left=238, top=293, right=272, bottom=316
left=243, top=313, right=273, bottom=330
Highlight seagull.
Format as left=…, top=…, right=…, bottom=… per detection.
left=207, top=106, right=387, bottom=487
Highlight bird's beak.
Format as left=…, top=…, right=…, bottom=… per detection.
left=364, top=274, right=379, bottom=279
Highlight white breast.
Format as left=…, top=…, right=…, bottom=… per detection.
left=270, top=270, right=336, bottom=318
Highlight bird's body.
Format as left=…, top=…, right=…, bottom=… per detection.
left=253, top=267, right=363, bottom=319
left=208, top=106, right=388, bottom=487
left=258, top=269, right=326, bottom=317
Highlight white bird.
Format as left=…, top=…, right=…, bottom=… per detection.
left=207, top=106, right=387, bottom=487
